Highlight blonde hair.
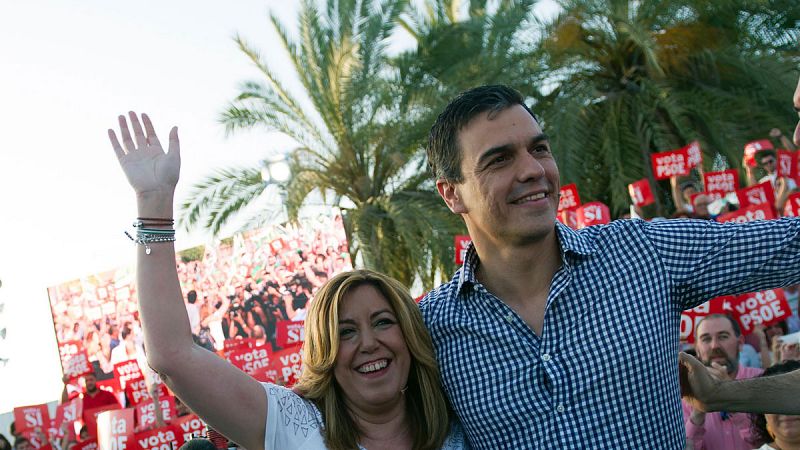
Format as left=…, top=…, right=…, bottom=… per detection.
left=293, top=269, right=451, bottom=450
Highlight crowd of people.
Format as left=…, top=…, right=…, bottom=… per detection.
left=5, top=76, right=800, bottom=450
left=47, top=213, right=351, bottom=380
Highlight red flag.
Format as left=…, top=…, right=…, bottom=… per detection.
left=173, top=415, right=205, bottom=445
left=59, top=341, right=93, bottom=381
left=454, top=235, right=471, bottom=265
left=651, top=147, right=691, bottom=180
left=732, top=289, right=792, bottom=335
left=744, top=139, right=774, bottom=167
left=575, top=202, right=610, bottom=228
left=684, top=141, right=703, bottom=169
left=557, top=184, right=581, bottom=211
left=96, top=408, right=134, bottom=450
left=777, top=150, right=795, bottom=179
left=275, top=321, right=305, bottom=348
left=271, top=345, right=304, bottom=387
left=703, top=170, right=739, bottom=195
left=783, top=193, right=800, bottom=217
left=627, top=179, right=655, bottom=207
left=736, top=181, right=776, bottom=212
left=113, top=359, right=143, bottom=391
left=133, top=426, right=181, bottom=450
left=716, top=204, right=776, bottom=223
left=13, top=404, right=51, bottom=433
left=228, top=344, right=272, bottom=377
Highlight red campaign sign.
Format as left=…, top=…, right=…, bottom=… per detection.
left=271, top=345, right=303, bottom=386
left=684, top=141, right=703, bottom=169
left=276, top=320, right=305, bottom=348
left=229, top=343, right=272, bottom=376
left=575, top=202, right=610, bottom=229
left=736, top=181, right=776, bottom=211
left=54, top=398, right=83, bottom=428
left=703, top=170, right=739, bottom=195
left=777, top=150, right=795, bottom=179
left=125, top=379, right=169, bottom=406
left=59, top=341, right=93, bottom=381
left=97, top=408, right=134, bottom=450
left=134, top=426, right=182, bottom=450
left=454, top=235, right=471, bottom=265
left=744, top=139, right=774, bottom=167
left=114, top=359, right=144, bottom=391
left=783, top=193, right=800, bottom=217
left=732, top=289, right=791, bottom=335
left=84, top=404, right=123, bottom=439
left=250, top=365, right=280, bottom=383
left=651, top=148, right=690, bottom=180
left=173, top=415, right=205, bottom=444
left=557, top=183, right=581, bottom=211
left=680, top=296, right=736, bottom=344
left=96, top=378, right=122, bottom=398
left=135, top=397, right=177, bottom=431
left=21, top=430, right=50, bottom=450
left=716, top=203, right=776, bottom=223
left=13, top=404, right=51, bottom=433
left=627, top=179, right=655, bottom=207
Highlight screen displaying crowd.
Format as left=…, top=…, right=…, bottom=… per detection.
left=47, top=211, right=352, bottom=381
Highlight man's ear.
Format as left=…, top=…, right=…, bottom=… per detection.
left=436, top=179, right=467, bottom=214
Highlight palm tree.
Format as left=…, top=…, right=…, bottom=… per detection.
left=180, top=0, right=465, bottom=287
left=536, top=0, right=800, bottom=216
left=393, top=0, right=541, bottom=120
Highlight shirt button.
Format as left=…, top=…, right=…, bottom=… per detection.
left=505, top=314, right=514, bottom=323
left=556, top=404, right=565, bottom=413
left=542, top=353, right=551, bottom=362
left=473, top=285, right=480, bottom=292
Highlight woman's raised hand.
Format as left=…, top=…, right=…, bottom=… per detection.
left=108, top=112, right=180, bottom=198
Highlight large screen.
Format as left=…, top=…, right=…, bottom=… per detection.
left=47, top=212, right=352, bottom=378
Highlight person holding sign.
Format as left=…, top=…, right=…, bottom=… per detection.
left=745, top=149, right=797, bottom=212
left=424, top=85, right=800, bottom=449
left=106, top=113, right=466, bottom=450
left=60, top=371, right=119, bottom=434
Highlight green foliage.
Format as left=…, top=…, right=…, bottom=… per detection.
left=537, top=0, right=800, bottom=216
left=178, top=245, right=206, bottom=263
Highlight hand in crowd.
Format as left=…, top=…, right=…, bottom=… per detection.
left=679, top=352, right=724, bottom=413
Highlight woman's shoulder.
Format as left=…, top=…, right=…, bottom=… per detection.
left=262, top=382, right=324, bottom=426
left=442, top=420, right=471, bottom=449
left=261, top=383, right=325, bottom=449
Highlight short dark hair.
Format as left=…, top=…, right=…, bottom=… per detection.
left=679, top=180, right=698, bottom=193
left=427, top=85, right=537, bottom=182
left=757, top=149, right=777, bottom=162
left=178, top=439, right=217, bottom=450
left=187, top=290, right=198, bottom=304
left=12, top=438, right=29, bottom=450
left=750, top=360, right=800, bottom=444
left=696, top=313, right=741, bottom=337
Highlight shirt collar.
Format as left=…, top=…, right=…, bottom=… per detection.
left=455, top=221, right=599, bottom=294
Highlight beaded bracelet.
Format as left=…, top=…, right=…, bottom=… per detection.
left=125, top=228, right=176, bottom=255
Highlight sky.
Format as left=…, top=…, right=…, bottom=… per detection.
left=0, top=0, right=558, bottom=414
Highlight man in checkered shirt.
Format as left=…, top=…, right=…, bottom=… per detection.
left=420, top=84, right=800, bottom=449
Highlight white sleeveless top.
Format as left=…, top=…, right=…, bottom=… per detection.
left=262, top=383, right=469, bottom=450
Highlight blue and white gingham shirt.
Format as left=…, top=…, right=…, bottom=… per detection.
left=420, top=218, right=800, bottom=449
